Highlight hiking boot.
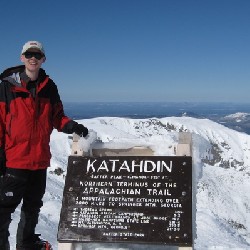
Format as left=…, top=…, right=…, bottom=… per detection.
left=16, top=234, right=52, bottom=250
left=33, top=239, right=52, bottom=250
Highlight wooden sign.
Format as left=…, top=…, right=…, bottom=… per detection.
left=57, top=156, right=192, bottom=246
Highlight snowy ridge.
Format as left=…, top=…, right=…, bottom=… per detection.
left=9, top=117, right=250, bottom=249
left=225, top=112, right=249, bottom=119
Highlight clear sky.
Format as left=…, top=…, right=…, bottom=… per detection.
left=0, top=0, right=250, bottom=103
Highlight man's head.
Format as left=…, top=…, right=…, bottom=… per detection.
left=20, top=41, right=46, bottom=76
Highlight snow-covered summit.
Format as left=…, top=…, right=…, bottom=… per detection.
left=9, top=116, right=250, bottom=249
left=224, top=112, right=250, bottom=123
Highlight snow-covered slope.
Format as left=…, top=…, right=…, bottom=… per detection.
left=9, top=117, right=250, bottom=249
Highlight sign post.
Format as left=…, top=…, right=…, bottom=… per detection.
left=58, top=133, right=193, bottom=250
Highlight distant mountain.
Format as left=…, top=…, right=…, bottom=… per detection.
left=9, top=117, right=250, bottom=249
left=64, top=102, right=250, bottom=135
left=213, top=112, right=250, bottom=134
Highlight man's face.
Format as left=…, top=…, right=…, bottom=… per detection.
left=20, top=49, right=45, bottom=73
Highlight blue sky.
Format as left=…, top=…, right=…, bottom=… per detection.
left=0, top=0, right=250, bottom=102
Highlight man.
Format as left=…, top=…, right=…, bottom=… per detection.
left=0, top=41, right=88, bottom=250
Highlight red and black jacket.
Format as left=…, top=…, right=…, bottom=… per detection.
left=0, top=65, right=77, bottom=170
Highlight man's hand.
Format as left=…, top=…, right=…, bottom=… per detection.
left=73, top=124, right=89, bottom=137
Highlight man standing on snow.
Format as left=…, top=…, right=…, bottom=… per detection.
left=0, top=41, right=88, bottom=250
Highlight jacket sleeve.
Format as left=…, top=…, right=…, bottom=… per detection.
left=52, top=101, right=78, bottom=133
left=0, top=82, right=6, bottom=148
left=0, top=83, right=7, bottom=175
left=51, top=82, right=77, bottom=133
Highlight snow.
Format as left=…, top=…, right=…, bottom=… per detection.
left=224, top=112, right=250, bottom=123
left=9, top=117, right=250, bottom=250
left=225, top=112, right=249, bottom=119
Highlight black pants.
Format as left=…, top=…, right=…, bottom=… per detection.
left=0, top=168, right=47, bottom=249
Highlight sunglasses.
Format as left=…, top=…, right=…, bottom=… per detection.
left=24, top=52, right=44, bottom=60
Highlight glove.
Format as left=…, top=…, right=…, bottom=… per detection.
left=73, top=124, right=89, bottom=137
left=0, top=148, right=6, bottom=176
